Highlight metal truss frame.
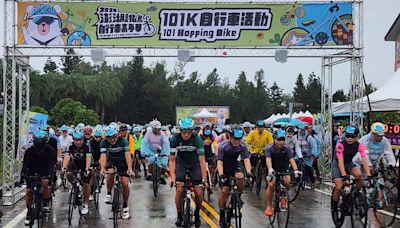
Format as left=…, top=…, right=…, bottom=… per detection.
left=3, top=0, right=364, bottom=204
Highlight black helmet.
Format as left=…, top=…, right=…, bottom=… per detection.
left=344, top=125, right=360, bottom=136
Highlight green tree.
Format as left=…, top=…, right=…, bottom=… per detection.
left=43, top=57, right=58, bottom=73
left=61, top=48, right=83, bottom=75
left=305, top=72, right=321, bottom=113
left=269, top=81, right=285, bottom=113
left=293, top=73, right=307, bottom=111
left=364, top=83, right=376, bottom=96
left=232, top=71, right=252, bottom=122
left=250, top=69, right=270, bottom=119
left=49, top=98, right=99, bottom=126
left=30, top=106, right=48, bottom=115
left=333, top=89, right=347, bottom=102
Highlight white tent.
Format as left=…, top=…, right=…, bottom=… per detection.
left=193, top=108, right=217, bottom=118
left=333, top=71, right=400, bottom=114
left=265, top=111, right=314, bottom=123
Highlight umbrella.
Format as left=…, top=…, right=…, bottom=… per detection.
left=297, top=116, right=313, bottom=125
left=273, top=118, right=306, bottom=127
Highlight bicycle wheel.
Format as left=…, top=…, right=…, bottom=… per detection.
left=153, top=163, right=159, bottom=197
left=350, top=189, right=368, bottom=228
left=68, top=186, right=75, bottom=225
left=62, top=175, right=68, bottom=189
left=256, top=165, right=263, bottom=195
left=93, top=173, right=99, bottom=209
left=234, top=193, right=242, bottom=228
left=289, top=175, right=302, bottom=203
left=331, top=14, right=353, bottom=45
left=112, top=187, right=120, bottom=228
left=134, top=157, right=141, bottom=177
left=206, top=173, right=211, bottom=202
left=331, top=187, right=345, bottom=228
left=276, top=188, right=290, bottom=228
left=183, top=197, right=191, bottom=228
left=268, top=193, right=277, bottom=224
left=226, top=197, right=233, bottom=228
left=372, top=185, right=397, bottom=227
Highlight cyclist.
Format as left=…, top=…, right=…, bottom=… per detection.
left=286, top=126, right=302, bottom=159
left=88, top=127, right=103, bottom=200
left=59, top=125, right=73, bottom=154
left=169, top=117, right=207, bottom=227
left=241, top=121, right=252, bottom=143
left=83, top=126, right=93, bottom=147
left=331, top=125, right=372, bottom=222
left=119, top=124, right=135, bottom=157
left=61, top=131, right=92, bottom=215
left=245, top=120, right=273, bottom=174
left=22, top=130, right=56, bottom=225
left=199, top=123, right=217, bottom=194
left=358, top=122, right=396, bottom=169
left=193, top=125, right=201, bottom=135
left=132, top=126, right=146, bottom=177
left=297, top=125, right=318, bottom=190
left=264, top=130, right=301, bottom=216
left=141, top=119, right=170, bottom=184
left=100, top=125, right=135, bottom=219
left=217, top=126, right=252, bottom=227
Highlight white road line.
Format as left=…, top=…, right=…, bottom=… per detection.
left=3, top=208, right=27, bottom=228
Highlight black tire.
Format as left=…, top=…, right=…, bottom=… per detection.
left=134, top=157, right=141, bottom=177
left=36, top=197, right=42, bottom=228
left=62, top=175, right=67, bottom=189
left=153, top=164, right=159, bottom=198
left=256, top=165, right=263, bottom=195
left=93, top=173, right=99, bottom=209
left=112, top=186, right=120, bottom=228
left=226, top=197, right=233, bottom=228
left=183, top=197, right=191, bottom=228
left=350, top=189, right=368, bottom=228
left=372, top=185, right=397, bottom=227
left=331, top=187, right=345, bottom=228
left=276, top=188, right=290, bottom=228
left=234, top=193, right=242, bottom=228
left=268, top=193, right=276, bottom=225
left=68, top=187, right=75, bottom=225
left=289, top=175, right=302, bottom=203
left=206, top=174, right=211, bottom=202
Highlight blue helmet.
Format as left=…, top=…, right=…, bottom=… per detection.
left=203, top=129, right=212, bottom=136
left=273, top=129, right=286, bottom=139
left=34, top=130, right=46, bottom=139
left=94, top=129, right=103, bottom=137
left=60, top=125, right=68, bottom=131
left=344, top=125, right=359, bottom=135
left=133, top=126, right=141, bottom=132
left=72, top=131, right=83, bottom=140
left=230, top=126, right=244, bottom=139
left=75, top=123, right=85, bottom=131
left=178, top=117, right=194, bottom=130
left=256, top=120, right=266, bottom=127
left=104, top=126, right=118, bottom=137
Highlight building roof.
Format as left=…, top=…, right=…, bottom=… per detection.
left=385, top=13, right=400, bottom=41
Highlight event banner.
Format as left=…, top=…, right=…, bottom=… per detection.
left=17, top=2, right=352, bottom=47
left=18, top=111, right=49, bottom=152
left=176, top=106, right=230, bottom=126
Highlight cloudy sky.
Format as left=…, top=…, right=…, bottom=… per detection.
left=1, top=0, right=399, bottom=94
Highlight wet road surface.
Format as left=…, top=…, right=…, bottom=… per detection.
left=2, top=175, right=399, bottom=228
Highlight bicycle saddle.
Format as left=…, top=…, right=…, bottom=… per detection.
left=302, top=20, right=316, bottom=26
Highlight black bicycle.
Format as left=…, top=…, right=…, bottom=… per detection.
left=288, top=160, right=311, bottom=202
left=181, top=170, right=194, bottom=228
left=222, top=177, right=245, bottom=228
left=22, top=174, right=51, bottom=228
left=67, top=170, right=84, bottom=225
left=203, top=160, right=213, bottom=201
left=331, top=176, right=368, bottom=228
left=132, top=150, right=141, bottom=178
left=92, top=165, right=104, bottom=209
left=152, top=148, right=168, bottom=197
left=251, top=155, right=265, bottom=194
left=268, top=171, right=291, bottom=228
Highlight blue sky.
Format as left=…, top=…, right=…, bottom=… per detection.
left=1, top=0, right=399, bottom=94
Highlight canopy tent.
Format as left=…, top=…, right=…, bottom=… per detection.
left=265, top=110, right=314, bottom=124
left=273, top=117, right=307, bottom=127
left=333, top=70, right=400, bottom=114
left=193, top=108, right=217, bottom=118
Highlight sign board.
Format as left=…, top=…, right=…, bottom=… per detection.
left=17, top=2, right=353, bottom=47
left=176, top=106, right=229, bottom=126
left=18, top=111, right=49, bottom=152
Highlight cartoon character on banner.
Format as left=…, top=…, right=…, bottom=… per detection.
left=21, top=4, right=65, bottom=46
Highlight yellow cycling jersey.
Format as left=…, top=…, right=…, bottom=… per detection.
left=245, top=129, right=273, bottom=155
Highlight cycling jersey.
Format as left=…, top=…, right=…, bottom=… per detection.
left=264, top=144, right=293, bottom=172
left=100, top=137, right=129, bottom=165
left=46, top=137, right=59, bottom=164
left=89, top=139, right=101, bottom=163
left=336, top=141, right=366, bottom=165
left=358, top=133, right=395, bottom=168
left=200, top=133, right=215, bottom=159
left=246, top=129, right=273, bottom=155
left=170, top=134, right=204, bottom=165
left=59, top=135, right=73, bottom=153
left=217, top=140, right=249, bottom=175
left=67, top=144, right=91, bottom=170
left=133, top=134, right=143, bottom=151
left=22, top=144, right=56, bottom=177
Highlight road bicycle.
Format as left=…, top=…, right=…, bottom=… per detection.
left=331, top=176, right=368, bottom=228
left=203, top=160, right=213, bottom=201
left=132, top=150, right=141, bottom=178
left=92, top=165, right=104, bottom=209
left=289, top=159, right=312, bottom=202
left=67, top=170, right=85, bottom=225
left=365, top=167, right=398, bottom=227
left=151, top=148, right=168, bottom=197
left=181, top=170, right=194, bottom=228
left=222, top=177, right=246, bottom=228
left=281, top=4, right=352, bottom=46
left=280, top=3, right=305, bottom=26
left=251, top=155, right=265, bottom=194
left=268, top=171, right=291, bottom=228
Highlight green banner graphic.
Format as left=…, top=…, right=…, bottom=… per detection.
left=17, top=2, right=353, bottom=47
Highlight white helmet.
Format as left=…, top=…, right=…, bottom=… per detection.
left=149, top=119, right=162, bottom=130
left=242, top=121, right=252, bottom=128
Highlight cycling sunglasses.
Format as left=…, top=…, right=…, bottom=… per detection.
left=73, top=138, right=83, bottom=141
left=276, top=137, right=286, bottom=141
left=181, top=130, right=192, bottom=135
left=106, top=135, right=117, bottom=139
left=345, top=134, right=356, bottom=139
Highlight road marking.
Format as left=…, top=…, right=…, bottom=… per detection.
left=202, top=200, right=220, bottom=220
left=4, top=208, right=27, bottom=228
left=191, top=200, right=218, bottom=228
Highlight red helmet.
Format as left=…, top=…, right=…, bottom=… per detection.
left=83, top=126, right=93, bottom=135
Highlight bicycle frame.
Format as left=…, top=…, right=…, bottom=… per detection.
left=225, top=177, right=244, bottom=228
left=182, top=170, right=194, bottom=227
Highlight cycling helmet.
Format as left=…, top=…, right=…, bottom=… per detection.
left=193, top=125, right=201, bottom=131
left=133, top=126, right=141, bottom=132
left=215, top=127, right=223, bottom=134
left=273, top=129, right=286, bottom=139
left=371, top=122, right=385, bottom=136
left=344, top=125, right=360, bottom=135
left=203, top=129, right=212, bottom=136
left=72, top=131, right=84, bottom=140
left=286, top=126, right=295, bottom=133
left=67, top=128, right=74, bottom=135
left=223, top=125, right=231, bottom=133
left=178, top=117, right=194, bottom=130
left=150, top=119, right=162, bottom=130
left=83, top=126, right=93, bottom=135
left=39, top=124, right=49, bottom=132
left=93, top=128, right=103, bottom=137
left=76, top=123, right=85, bottom=130
left=230, top=126, right=244, bottom=139
left=242, top=121, right=252, bottom=128
left=48, top=128, right=56, bottom=138
left=171, top=128, right=177, bottom=134
left=60, top=125, right=68, bottom=132
left=104, top=126, right=118, bottom=137
left=161, top=125, right=168, bottom=131
left=256, top=120, right=266, bottom=127
left=119, top=124, right=128, bottom=131
left=34, top=130, right=46, bottom=139
left=33, top=130, right=46, bottom=148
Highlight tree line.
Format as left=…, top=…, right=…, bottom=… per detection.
left=3, top=49, right=324, bottom=126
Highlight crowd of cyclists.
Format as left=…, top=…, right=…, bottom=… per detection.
left=20, top=116, right=399, bottom=227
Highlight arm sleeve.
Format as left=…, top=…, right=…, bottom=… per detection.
left=358, top=143, right=367, bottom=159
left=21, top=149, right=29, bottom=175
left=99, top=141, right=107, bottom=153
left=336, top=142, right=344, bottom=159
left=140, top=136, right=150, bottom=157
